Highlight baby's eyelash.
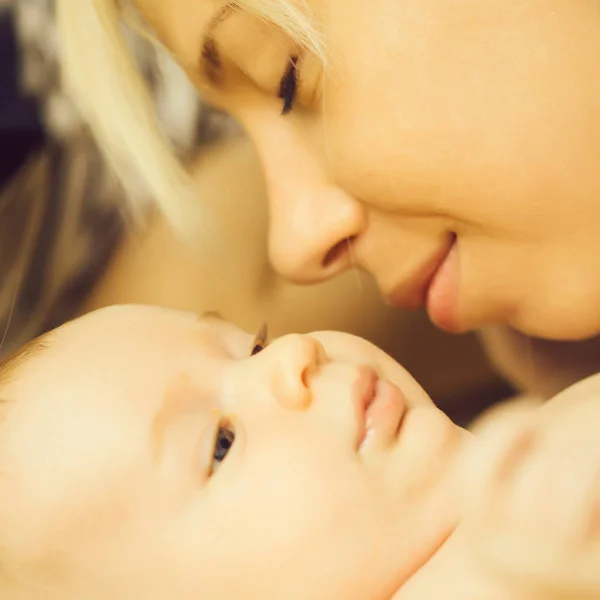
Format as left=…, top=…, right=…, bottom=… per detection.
left=251, top=322, right=269, bottom=356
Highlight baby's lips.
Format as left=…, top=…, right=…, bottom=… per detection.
left=360, top=378, right=408, bottom=452
left=353, top=366, right=379, bottom=449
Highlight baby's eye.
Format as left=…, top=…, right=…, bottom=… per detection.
left=251, top=322, right=269, bottom=356
left=211, top=423, right=235, bottom=474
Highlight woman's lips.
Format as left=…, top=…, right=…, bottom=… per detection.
left=426, top=239, right=460, bottom=331
left=385, top=234, right=457, bottom=311
left=354, top=367, right=407, bottom=450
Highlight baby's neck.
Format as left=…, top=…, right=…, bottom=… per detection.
left=392, top=526, right=535, bottom=600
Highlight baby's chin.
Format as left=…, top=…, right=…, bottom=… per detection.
left=309, top=330, right=436, bottom=410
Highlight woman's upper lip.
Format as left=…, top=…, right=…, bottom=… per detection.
left=385, top=235, right=456, bottom=309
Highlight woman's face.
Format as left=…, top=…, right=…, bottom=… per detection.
left=0, top=306, right=463, bottom=600
left=137, top=0, right=600, bottom=340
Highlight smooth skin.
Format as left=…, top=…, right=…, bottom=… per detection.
left=86, top=139, right=503, bottom=416
left=0, top=305, right=463, bottom=600
left=135, top=0, right=600, bottom=342
left=110, top=0, right=600, bottom=591
left=2, top=306, right=599, bottom=599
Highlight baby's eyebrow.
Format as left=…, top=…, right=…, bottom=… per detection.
left=198, top=310, right=225, bottom=323
left=196, top=311, right=232, bottom=335
left=0, top=335, right=49, bottom=387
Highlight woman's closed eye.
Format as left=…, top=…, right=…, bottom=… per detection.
left=278, top=56, right=299, bottom=115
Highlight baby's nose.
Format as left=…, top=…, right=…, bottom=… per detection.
left=267, top=334, right=326, bottom=411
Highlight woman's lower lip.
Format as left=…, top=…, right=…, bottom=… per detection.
left=426, top=240, right=460, bottom=332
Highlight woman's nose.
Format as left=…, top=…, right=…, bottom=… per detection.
left=268, top=182, right=365, bottom=284
left=253, top=127, right=366, bottom=284
left=263, top=334, right=327, bottom=411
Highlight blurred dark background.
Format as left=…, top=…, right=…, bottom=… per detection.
left=0, top=10, right=44, bottom=188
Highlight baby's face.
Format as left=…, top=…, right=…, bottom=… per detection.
left=0, top=306, right=464, bottom=600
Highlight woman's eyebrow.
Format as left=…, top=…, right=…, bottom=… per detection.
left=200, top=3, right=238, bottom=84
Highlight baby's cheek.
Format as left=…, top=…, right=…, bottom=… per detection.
left=43, top=471, right=143, bottom=558
left=217, top=445, right=349, bottom=527
left=14, top=446, right=158, bottom=583
left=204, top=462, right=385, bottom=598
left=388, top=408, right=465, bottom=500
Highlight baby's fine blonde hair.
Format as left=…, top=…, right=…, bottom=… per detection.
left=55, top=0, right=324, bottom=236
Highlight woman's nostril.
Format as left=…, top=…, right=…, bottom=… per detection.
left=322, top=237, right=354, bottom=268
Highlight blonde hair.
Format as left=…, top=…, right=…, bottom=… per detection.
left=55, top=0, right=324, bottom=237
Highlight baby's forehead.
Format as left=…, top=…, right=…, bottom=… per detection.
left=0, top=308, right=238, bottom=392
left=59, top=305, right=248, bottom=352
left=0, top=306, right=241, bottom=408
left=0, top=307, right=255, bottom=432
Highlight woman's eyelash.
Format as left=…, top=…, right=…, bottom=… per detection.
left=278, top=56, right=299, bottom=115
left=251, top=322, right=269, bottom=356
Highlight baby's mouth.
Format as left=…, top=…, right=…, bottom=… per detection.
left=354, top=367, right=408, bottom=450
